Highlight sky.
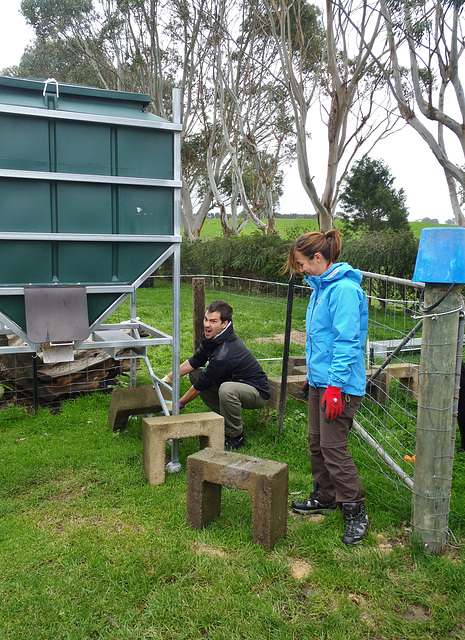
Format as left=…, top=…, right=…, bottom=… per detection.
left=0, top=0, right=456, bottom=223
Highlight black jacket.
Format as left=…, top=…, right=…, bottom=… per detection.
left=188, top=322, right=270, bottom=400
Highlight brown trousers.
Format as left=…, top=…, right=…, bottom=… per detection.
left=307, top=385, right=365, bottom=504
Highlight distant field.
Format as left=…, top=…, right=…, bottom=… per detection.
left=195, top=217, right=450, bottom=240
left=198, top=217, right=319, bottom=238
left=409, top=220, right=451, bottom=238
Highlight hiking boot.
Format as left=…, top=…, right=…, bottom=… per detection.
left=225, top=433, right=245, bottom=451
left=291, top=492, right=337, bottom=515
left=341, top=502, right=370, bottom=545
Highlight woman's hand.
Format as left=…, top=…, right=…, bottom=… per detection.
left=321, top=386, right=344, bottom=421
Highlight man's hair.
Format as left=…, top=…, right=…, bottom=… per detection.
left=206, top=300, right=233, bottom=323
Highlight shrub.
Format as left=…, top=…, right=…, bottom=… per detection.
left=159, top=230, right=418, bottom=283
left=341, top=230, right=418, bottom=279
left=179, top=233, right=291, bottom=283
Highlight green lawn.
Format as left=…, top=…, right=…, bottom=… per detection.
left=197, top=218, right=450, bottom=240
left=199, top=217, right=319, bottom=238
left=1, top=284, right=464, bottom=639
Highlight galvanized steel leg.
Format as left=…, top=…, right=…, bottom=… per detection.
left=166, top=87, right=183, bottom=474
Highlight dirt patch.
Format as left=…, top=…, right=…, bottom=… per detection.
left=289, top=510, right=325, bottom=523
left=375, top=533, right=407, bottom=553
left=403, top=604, right=431, bottom=622
left=349, top=592, right=368, bottom=607
left=193, top=542, right=227, bottom=558
left=254, top=331, right=306, bottom=346
left=443, top=545, right=463, bottom=565
left=287, top=559, right=313, bottom=579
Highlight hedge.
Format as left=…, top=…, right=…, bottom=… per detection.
left=158, top=230, right=419, bottom=283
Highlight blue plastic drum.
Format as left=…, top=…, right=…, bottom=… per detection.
left=413, top=227, right=465, bottom=284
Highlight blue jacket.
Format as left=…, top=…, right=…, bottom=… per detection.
left=304, top=262, right=368, bottom=396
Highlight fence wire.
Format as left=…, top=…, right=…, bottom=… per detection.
left=164, top=273, right=427, bottom=512
left=2, top=271, right=459, bottom=519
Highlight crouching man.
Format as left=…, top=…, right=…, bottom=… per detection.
left=162, top=300, right=270, bottom=450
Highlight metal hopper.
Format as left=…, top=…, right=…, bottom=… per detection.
left=0, top=76, right=181, bottom=420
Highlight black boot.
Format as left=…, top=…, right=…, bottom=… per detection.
left=341, top=502, right=370, bottom=545
left=225, top=433, right=245, bottom=450
left=291, top=480, right=337, bottom=515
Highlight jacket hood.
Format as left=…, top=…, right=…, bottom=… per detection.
left=304, top=262, right=362, bottom=289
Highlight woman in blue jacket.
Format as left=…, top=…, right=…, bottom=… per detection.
left=286, top=228, right=369, bottom=545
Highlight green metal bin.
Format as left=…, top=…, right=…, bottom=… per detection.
left=0, top=76, right=182, bottom=351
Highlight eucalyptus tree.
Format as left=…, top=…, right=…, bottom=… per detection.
left=262, top=0, right=398, bottom=232
left=5, top=37, right=105, bottom=88
left=205, top=0, right=294, bottom=235
left=19, top=0, right=148, bottom=95
left=15, top=0, right=294, bottom=238
left=377, top=0, right=465, bottom=226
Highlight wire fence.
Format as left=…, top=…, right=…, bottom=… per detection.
left=2, top=271, right=460, bottom=520
left=169, top=273, right=427, bottom=513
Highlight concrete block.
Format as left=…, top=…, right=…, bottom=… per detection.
left=386, top=363, right=419, bottom=395
left=366, top=363, right=419, bottom=404
left=267, top=374, right=307, bottom=409
left=142, top=413, right=224, bottom=485
left=108, top=385, right=169, bottom=431
left=186, top=448, right=288, bottom=550
left=366, top=370, right=390, bottom=405
left=287, top=356, right=307, bottom=375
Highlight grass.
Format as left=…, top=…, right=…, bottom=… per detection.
left=1, top=284, right=465, bottom=639
left=197, top=218, right=450, bottom=240
left=2, top=396, right=465, bottom=639
left=198, top=217, right=319, bottom=238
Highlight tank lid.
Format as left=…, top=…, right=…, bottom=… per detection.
left=413, top=227, right=465, bottom=284
left=0, top=75, right=152, bottom=106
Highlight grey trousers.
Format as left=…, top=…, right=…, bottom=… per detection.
left=307, top=385, right=365, bottom=504
left=189, top=369, right=267, bottom=437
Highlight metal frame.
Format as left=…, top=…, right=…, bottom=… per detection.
left=0, top=242, right=181, bottom=353
left=166, top=87, right=182, bottom=472
left=0, top=169, right=181, bottom=189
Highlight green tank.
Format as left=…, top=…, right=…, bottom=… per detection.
left=0, top=76, right=182, bottom=349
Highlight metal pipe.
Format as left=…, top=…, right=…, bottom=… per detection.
left=166, top=87, right=183, bottom=473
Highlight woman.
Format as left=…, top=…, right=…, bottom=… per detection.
left=286, top=228, right=369, bottom=545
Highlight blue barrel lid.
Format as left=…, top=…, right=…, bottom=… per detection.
left=413, top=227, right=465, bottom=283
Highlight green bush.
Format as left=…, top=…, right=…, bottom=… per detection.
left=179, top=233, right=291, bottom=283
left=161, top=229, right=418, bottom=282
left=341, top=230, right=418, bottom=279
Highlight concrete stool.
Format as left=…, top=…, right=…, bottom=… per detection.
left=366, top=363, right=419, bottom=405
left=142, top=413, right=224, bottom=485
left=186, top=448, right=288, bottom=549
left=108, top=385, right=170, bottom=431
left=267, top=374, right=307, bottom=409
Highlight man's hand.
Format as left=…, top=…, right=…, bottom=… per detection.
left=161, top=374, right=171, bottom=383
left=164, top=401, right=185, bottom=412
left=321, top=386, right=344, bottom=422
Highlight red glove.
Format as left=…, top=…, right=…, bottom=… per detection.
left=321, top=386, right=344, bottom=422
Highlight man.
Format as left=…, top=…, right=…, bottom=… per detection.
left=162, top=300, right=270, bottom=450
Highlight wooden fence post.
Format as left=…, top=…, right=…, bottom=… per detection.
left=412, top=283, right=462, bottom=554
left=193, top=278, right=205, bottom=352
